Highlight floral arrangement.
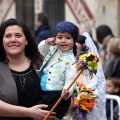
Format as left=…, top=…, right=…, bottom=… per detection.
left=64, top=52, right=99, bottom=120
left=76, top=52, right=99, bottom=79
left=71, top=83, right=98, bottom=120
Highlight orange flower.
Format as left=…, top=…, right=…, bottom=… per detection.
left=78, top=83, right=92, bottom=92
left=74, top=94, right=95, bottom=112
left=78, top=83, right=85, bottom=88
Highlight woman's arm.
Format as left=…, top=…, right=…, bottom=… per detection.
left=0, top=100, right=56, bottom=120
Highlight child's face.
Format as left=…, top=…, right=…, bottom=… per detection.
left=106, top=80, right=116, bottom=94
left=55, top=32, right=74, bottom=52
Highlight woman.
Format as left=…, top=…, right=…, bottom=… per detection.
left=75, top=32, right=106, bottom=120
left=0, top=18, right=56, bottom=120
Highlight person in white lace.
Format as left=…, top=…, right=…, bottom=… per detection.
left=76, top=32, right=107, bottom=120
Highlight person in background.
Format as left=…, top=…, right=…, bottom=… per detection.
left=106, top=77, right=120, bottom=120
left=34, top=12, right=53, bottom=45
left=0, top=18, right=56, bottom=120
left=103, top=37, right=120, bottom=78
left=96, top=25, right=114, bottom=65
left=96, top=25, right=114, bottom=44
left=38, top=21, right=79, bottom=119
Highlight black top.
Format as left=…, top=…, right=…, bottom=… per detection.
left=10, top=65, right=42, bottom=120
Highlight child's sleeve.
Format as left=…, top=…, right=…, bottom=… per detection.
left=63, top=64, right=77, bottom=98
left=38, top=40, right=51, bottom=57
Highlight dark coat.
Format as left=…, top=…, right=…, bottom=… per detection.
left=103, top=56, right=120, bottom=78
left=35, top=24, right=53, bottom=45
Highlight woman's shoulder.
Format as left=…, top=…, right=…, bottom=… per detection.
left=0, top=62, right=9, bottom=69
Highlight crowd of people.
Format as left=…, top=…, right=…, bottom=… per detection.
left=96, top=25, right=120, bottom=120
left=0, top=11, right=120, bottom=120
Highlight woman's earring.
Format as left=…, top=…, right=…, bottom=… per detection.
left=26, top=42, right=28, bottom=45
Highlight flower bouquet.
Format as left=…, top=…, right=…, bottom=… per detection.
left=69, top=83, right=98, bottom=120
left=76, top=52, right=99, bottom=79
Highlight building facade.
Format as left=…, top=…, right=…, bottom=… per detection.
left=0, top=0, right=120, bottom=37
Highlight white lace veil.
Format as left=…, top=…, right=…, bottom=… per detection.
left=81, top=32, right=107, bottom=120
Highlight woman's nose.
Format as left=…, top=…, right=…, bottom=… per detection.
left=11, top=36, right=16, bottom=42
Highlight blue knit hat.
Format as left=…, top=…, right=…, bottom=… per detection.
left=54, top=21, right=79, bottom=42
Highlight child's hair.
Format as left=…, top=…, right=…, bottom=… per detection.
left=107, top=77, right=120, bottom=94
left=54, top=21, right=79, bottom=56
left=107, top=38, right=120, bottom=56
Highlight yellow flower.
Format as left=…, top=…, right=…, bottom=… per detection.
left=94, top=56, right=99, bottom=62
left=87, top=61, right=98, bottom=70
left=79, top=54, right=87, bottom=62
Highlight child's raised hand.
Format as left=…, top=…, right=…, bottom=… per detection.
left=61, top=89, right=69, bottom=99
left=45, top=37, right=56, bottom=45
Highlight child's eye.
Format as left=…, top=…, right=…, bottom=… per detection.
left=58, top=36, right=62, bottom=39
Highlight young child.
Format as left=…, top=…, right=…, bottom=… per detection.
left=106, top=77, right=120, bottom=120
left=38, top=21, right=79, bottom=119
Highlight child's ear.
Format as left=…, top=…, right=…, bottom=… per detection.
left=114, top=87, right=119, bottom=93
left=54, top=37, right=57, bottom=43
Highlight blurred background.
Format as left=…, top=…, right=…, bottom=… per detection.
left=0, top=0, right=120, bottom=38
left=1, top=1, right=120, bottom=119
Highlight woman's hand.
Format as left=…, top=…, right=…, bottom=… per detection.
left=45, top=37, right=56, bottom=46
left=28, top=104, right=56, bottom=120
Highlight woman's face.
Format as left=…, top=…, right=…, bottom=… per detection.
left=3, top=25, right=27, bottom=57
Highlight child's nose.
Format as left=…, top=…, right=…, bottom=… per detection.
left=62, top=38, right=66, bottom=42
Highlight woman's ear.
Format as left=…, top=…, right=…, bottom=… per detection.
left=26, top=41, right=28, bottom=45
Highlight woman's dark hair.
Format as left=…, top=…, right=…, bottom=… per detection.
left=73, top=44, right=77, bottom=56
left=96, top=25, right=114, bottom=44
left=0, top=18, right=43, bottom=67
left=77, top=35, right=89, bottom=55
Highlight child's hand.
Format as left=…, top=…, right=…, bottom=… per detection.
left=45, top=37, right=56, bottom=45
left=61, top=89, right=69, bottom=99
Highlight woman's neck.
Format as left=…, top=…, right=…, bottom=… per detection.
left=7, top=54, right=30, bottom=72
